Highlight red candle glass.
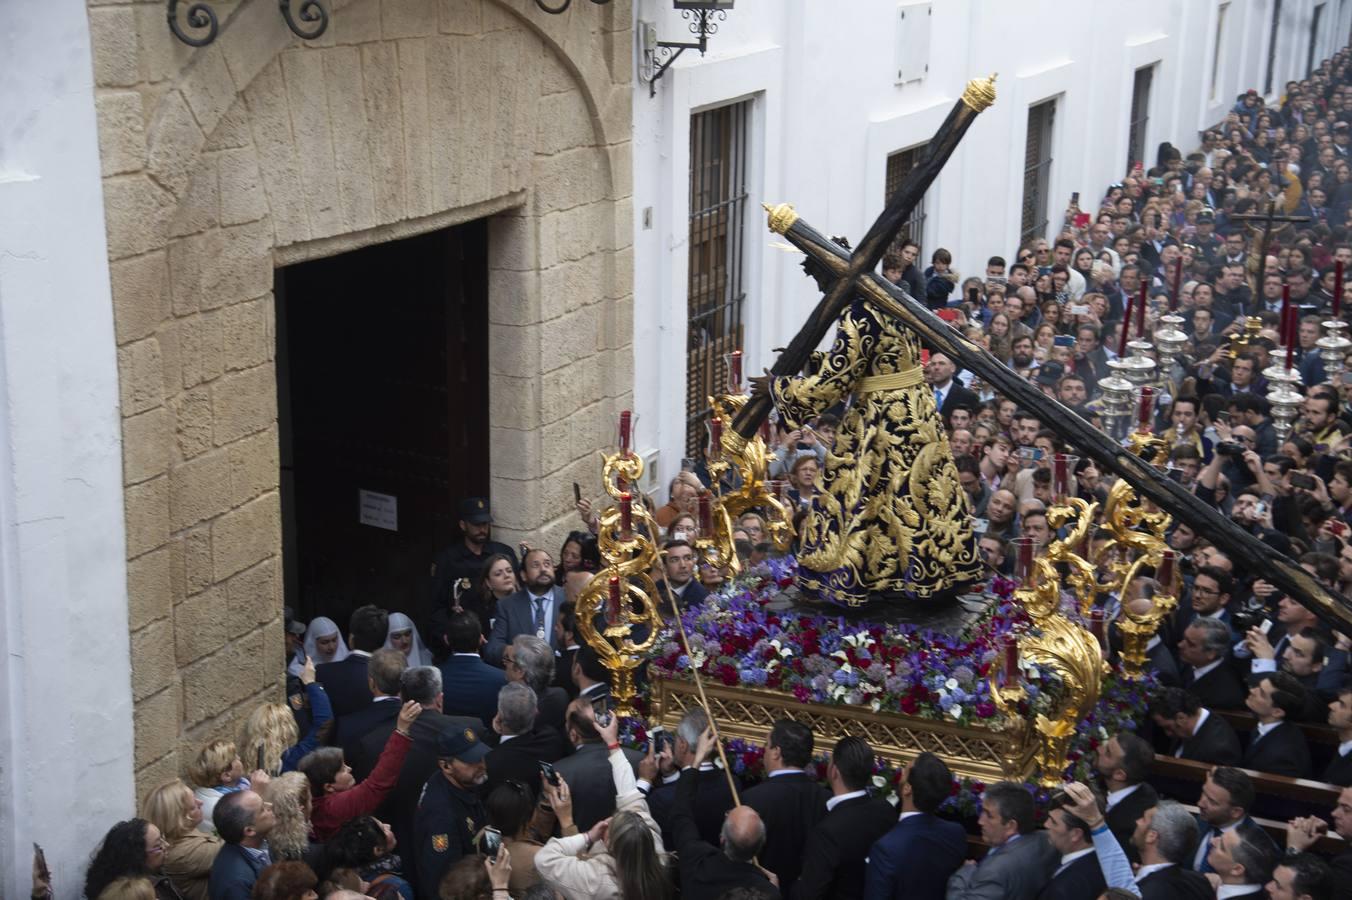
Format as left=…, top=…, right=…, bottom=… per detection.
left=728, top=350, right=743, bottom=392
left=1336, top=261, right=1345, bottom=319
left=618, top=410, right=632, bottom=455
left=1156, top=549, right=1177, bottom=594
left=1119, top=294, right=1134, bottom=356
left=1137, top=386, right=1154, bottom=433
left=698, top=492, right=712, bottom=533
left=619, top=492, right=633, bottom=539
left=709, top=416, right=723, bottom=459
left=1170, top=257, right=1182, bottom=311
left=1012, top=536, right=1035, bottom=586
left=607, top=576, right=622, bottom=625
left=1285, top=307, right=1296, bottom=370
left=1280, top=283, right=1291, bottom=345
left=1004, top=636, right=1020, bottom=686
left=1052, top=453, right=1070, bottom=502
left=1089, top=608, right=1106, bottom=649
left=1135, top=282, right=1147, bottom=337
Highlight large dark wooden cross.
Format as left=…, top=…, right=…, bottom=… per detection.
left=731, top=79, right=1352, bottom=633
left=1228, top=200, right=1310, bottom=314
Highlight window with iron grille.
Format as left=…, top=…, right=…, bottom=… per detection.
left=685, top=100, right=750, bottom=460
left=1020, top=99, right=1056, bottom=248
left=1265, top=0, right=1283, bottom=95
left=1127, top=65, right=1154, bottom=172
left=884, top=144, right=930, bottom=256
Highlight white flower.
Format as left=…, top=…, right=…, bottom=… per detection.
left=945, top=678, right=959, bottom=691
left=948, top=705, right=964, bottom=719
left=831, top=650, right=851, bottom=663
left=871, top=698, right=882, bottom=712
left=872, top=774, right=887, bottom=788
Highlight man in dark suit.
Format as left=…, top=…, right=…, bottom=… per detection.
left=437, top=609, right=505, bottom=728
left=484, top=681, right=564, bottom=796
left=926, top=352, right=980, bottom=422
left=1189, top=767, right=1278, bottom=874
left=552, top=697, right=642, bottom=832
left=316, top=604, right=389, bottom=718
left=553, top=601, right=580, bottom=697
left=793, top=736, right=895, bottom=899
left=744, top=720, right=830, bottom=896
left=1036, top=791, right=1107, bottom=900
left=944, top=781, right=1058, bottom=900
left=1202, top=827, right=1277, bottom=899
left=1130, top=800, right=1213, bottom=900
left=1285, top=786, right=1352, bottom=897
left=1177, top=618, right=1248, bottom=709
left=208, top=790, right=277, bottom=900
left=670, top=725, right=780, bottom=898
left=1242, top=671, right=1313, bottom=777
left=335, top=648, right=406, bottom=769
left=865, top=752, right=965, bottom=900
left=646, top=708, right=741, bottom=847
left=484, top=548, right=566, bottom=666
left=1323, top=687, right=1352, bottom=785
left=655, top=539, right=709, bottom=618
left=503, top=634, right=570, bottom=736
left=1149, top=687, right=1244, bottom=765
left=1093, top=731, right=1157, bottom=862
left=571, top=644, right=613, bottom=708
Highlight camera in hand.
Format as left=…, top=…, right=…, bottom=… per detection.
left=591, top=696, right=612, bottom=728
left=480, top=826, right=502, bottom=861
left=1231, top=595, right=1269, bottom=635
left=1290, top=472, right=1316, bottom=490
left=1215, top=441, right=1246, bottom=457
left=540, top=761, right=561, bottom=787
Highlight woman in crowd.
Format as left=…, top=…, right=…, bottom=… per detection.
left=320, top=816, right=412, bottom=900
left=83, top=819, right=179, bottom=900
left=140, top=779, right=220, bottom=900
left=467, top=552, right=520, bottom=639
left=1033, top=322, right=1057, bottom=362
left=485, top=781, right=546, bottom=896
left=666, top=512, right=698, bottom=542
left=187, top=741, right=256, bottom=834
left=438, top=853, right=511, bottom=900
left=786, top=454, right=819, bottom=509
left=987, top=312, right=1013, bottom=363
left=240, top=657, right=332, bottom=776
left=383, top=612, right=431, bottom=667
left=249, top=861, right=319, bottom=900
left=266, top=772, right=324, bottom=869
left=555, top=530, right=599, bottom=587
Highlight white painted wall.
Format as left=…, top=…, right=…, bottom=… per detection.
left=631, top=0, right=1352, bottom=494
left=0, top=0, right=136, bottom=895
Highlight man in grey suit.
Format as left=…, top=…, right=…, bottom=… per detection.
left=946, top=781, right=1058, bottom=900
left=552, top=697, right=644, bottom=832
left=484, top=548, right=566, bottom=666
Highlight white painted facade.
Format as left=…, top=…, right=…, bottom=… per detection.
left=630, top=0, right=1352, bottom=491
left=0, top=0, right=137, bottom=895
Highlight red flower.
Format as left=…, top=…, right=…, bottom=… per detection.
left=717, top=664, right=739, bottom=686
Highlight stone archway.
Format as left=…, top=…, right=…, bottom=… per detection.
left=93, top=0, right=633, bottom=793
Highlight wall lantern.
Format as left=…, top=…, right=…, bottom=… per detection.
left=167, top=0, right=329, bottom=48
left=639, top=0, right=735, bottom=96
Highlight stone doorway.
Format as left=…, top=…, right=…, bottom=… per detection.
left=276, top=219, right=490, bottom=628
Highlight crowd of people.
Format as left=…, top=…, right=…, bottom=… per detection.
left=58, top=46, right=1352, bottom=900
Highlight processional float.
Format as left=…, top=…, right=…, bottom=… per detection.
left=570, top=71, right=1352, bottom=788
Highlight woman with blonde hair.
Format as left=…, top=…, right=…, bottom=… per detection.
left=187, top=741, right=254, bottom=834
left=239, top=657, right=332, bottom=775
left=94, top=876, right=157, bottom=900
left=141, top=779, right=221, bottom=900
left=265, top=772, right=322, bottom=868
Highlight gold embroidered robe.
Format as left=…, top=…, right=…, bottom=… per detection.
left=770, top=295, right=982, bottom=605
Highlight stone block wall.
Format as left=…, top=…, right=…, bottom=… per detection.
left=88, top=0, right=633, bottom=798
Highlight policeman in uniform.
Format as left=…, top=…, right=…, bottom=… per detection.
left=427, top=498, right=518, bottom=657
left=414, top=726, right=490, bottom=900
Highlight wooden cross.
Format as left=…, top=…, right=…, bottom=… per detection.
left=1227, top=200, right=1310, bottom=314
left=728, top=75, right=998, bottom=440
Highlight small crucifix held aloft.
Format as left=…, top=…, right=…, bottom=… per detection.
left=1228, top=200, right=1310, bottom=315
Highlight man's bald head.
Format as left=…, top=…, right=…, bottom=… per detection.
left=1016, top=285, right=1037, bottom=304
left=722, top=805, right=767, bottom=862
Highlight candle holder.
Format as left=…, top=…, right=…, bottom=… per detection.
left=702, top=392, right=797, bottom=567
left=1227, top=316, right=1264, bottom=360
left=724, top=350, right=744, bottom=395
left=1266, top=367, right=1305, bottom=444
left=990, top=484, right=1105, bottom=788
left=1318, top=319, right=1352, bottom=379
left=615, top=410, right=639, bottom=457
left=1098, top=359, right=1137, bottom=442
left=1153, top=314, right=1189, bottom=391
left=1120, top=347, right=1158, bottom=393
left=575, top=447, right=667, bottom=717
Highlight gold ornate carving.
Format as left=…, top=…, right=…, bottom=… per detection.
left=960, top=73, right=998, bottom=113
left=762, top=202, right=799, bottom=235
left=652, top=676, right=1038, bottom=784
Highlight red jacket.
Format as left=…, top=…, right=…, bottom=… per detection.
left=310, top=729, right=411, bottom=840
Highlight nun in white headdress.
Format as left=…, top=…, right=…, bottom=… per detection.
left=384, top=612, right=431, bottom=667
left=288, top=616, right=350, bottom=676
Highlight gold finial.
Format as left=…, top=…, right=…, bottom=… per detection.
left=961, top=72, right=998, bottom=113
left=763, top=202, right=799, bottom=235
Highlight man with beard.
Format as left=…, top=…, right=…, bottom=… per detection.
left=414, top=725, right=490, bottom=900
left=485, top=548, right=567, bottom=665
left=430, top=497, right=518, bottom=613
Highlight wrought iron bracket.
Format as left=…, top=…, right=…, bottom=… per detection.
left=642, top=7, right=728, bottom=96
left=168, top=0, right=331, bottom=46
left=167, top=0, right=219, bottom=47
